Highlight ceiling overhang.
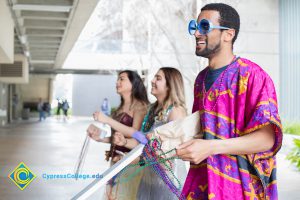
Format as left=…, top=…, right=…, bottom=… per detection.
left=7, top=0, right=99, bottom=72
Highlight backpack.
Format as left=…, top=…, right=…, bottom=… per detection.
left=63, top=101, right=69, bottom=110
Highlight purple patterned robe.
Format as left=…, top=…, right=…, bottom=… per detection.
left=182, top=57, right=282, bottom=200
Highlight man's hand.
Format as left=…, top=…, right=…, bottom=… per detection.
left=176, top=139, right=215, bottom=164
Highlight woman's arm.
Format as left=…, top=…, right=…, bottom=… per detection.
left=93, top=111, right=137, bottom=137
left=113, top=103, right=147, bottom=148
left=86, top=124, right=111, bottom=143
left=113, top=132, right=140, bottom=149
left=131, top=104, right=147, bottom=131
left=167, top=106, right=187, bottom=121
left=94, top=103, right=147, bottom=138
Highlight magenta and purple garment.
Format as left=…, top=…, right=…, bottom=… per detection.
left=182, top=57, right=283, bottom=200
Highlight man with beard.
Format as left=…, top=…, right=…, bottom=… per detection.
left=176, top=3, right=282, bottom=200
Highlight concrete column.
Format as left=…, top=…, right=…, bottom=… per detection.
left=0, top=83, right=8, bottom=126
left=48, top=77, right=54, bottom=105
left=7, top=84, right=13, bottom=123
left=11, top=84, right=19, bottom=120
left=0, top=1, right=14, bottom=63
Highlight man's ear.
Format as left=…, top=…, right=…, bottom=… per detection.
left=224, top=29, right=235, bottom=43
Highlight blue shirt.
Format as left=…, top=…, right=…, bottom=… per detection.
left=205, top=65, right=228, bottom=91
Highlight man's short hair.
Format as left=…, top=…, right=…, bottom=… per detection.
left=201, top=3, right=240, bottom=44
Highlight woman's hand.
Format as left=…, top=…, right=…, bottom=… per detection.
left=113, top=132, right=127, bottom=146
left=87, top=124, right=103, bottom=142
left=93, top=111, right=108, bottom=123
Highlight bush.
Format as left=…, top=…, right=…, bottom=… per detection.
left=110, top=107, right=118, bottom=116
left=283, top=123, right=300, bottom=136
left=287, top=138, right=300, bottom=171
left=52, top=107, right=72, bottom=115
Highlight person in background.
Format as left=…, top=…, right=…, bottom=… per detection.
left=56, top=98, right=62, bottom=118
left=43, top=102, right=51, bottom=117
left=37, top=98, right=45, bottom=121
left=101, top=98, right=111, bottom=116
left=12, top=94, right=19, bottom=120
left=62, top=99, right=70, bottom=120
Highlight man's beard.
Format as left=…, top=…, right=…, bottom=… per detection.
left=196, top=39, right=221, bottom=58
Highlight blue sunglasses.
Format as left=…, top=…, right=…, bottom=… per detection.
left=188, top=19, right=230, bottom=35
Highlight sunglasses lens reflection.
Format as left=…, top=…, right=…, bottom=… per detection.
left=188, top=20, right=197, bottom=35
left=200, top=19, right=210, bottom=34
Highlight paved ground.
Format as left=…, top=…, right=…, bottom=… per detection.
left=0, top=117, right=299, bottom=199
left=0, top=117, right=109, bottom=200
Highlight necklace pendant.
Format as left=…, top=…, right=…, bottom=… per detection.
left=208, top=91, right=216, bottom=101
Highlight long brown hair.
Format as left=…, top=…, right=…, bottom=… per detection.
left=115, top=70, right=149, bottom=115
left=149, top=67, right=186, bottom=124
left=160, top=67, right=186, bottom=109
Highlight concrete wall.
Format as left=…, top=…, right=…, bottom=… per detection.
left=72, top=74, right=120, bottom=116
left=19, top=76, right=50, bottom=103
left=234, top=0, right=280, bottom=92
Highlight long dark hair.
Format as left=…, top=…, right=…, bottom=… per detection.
left=116, top=70, right=149, bottom=114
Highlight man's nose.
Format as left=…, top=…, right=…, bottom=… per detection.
left=194, top=29, right=202, bottom=38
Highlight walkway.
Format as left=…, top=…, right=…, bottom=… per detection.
left=0, top=117, right=299, bottom=199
